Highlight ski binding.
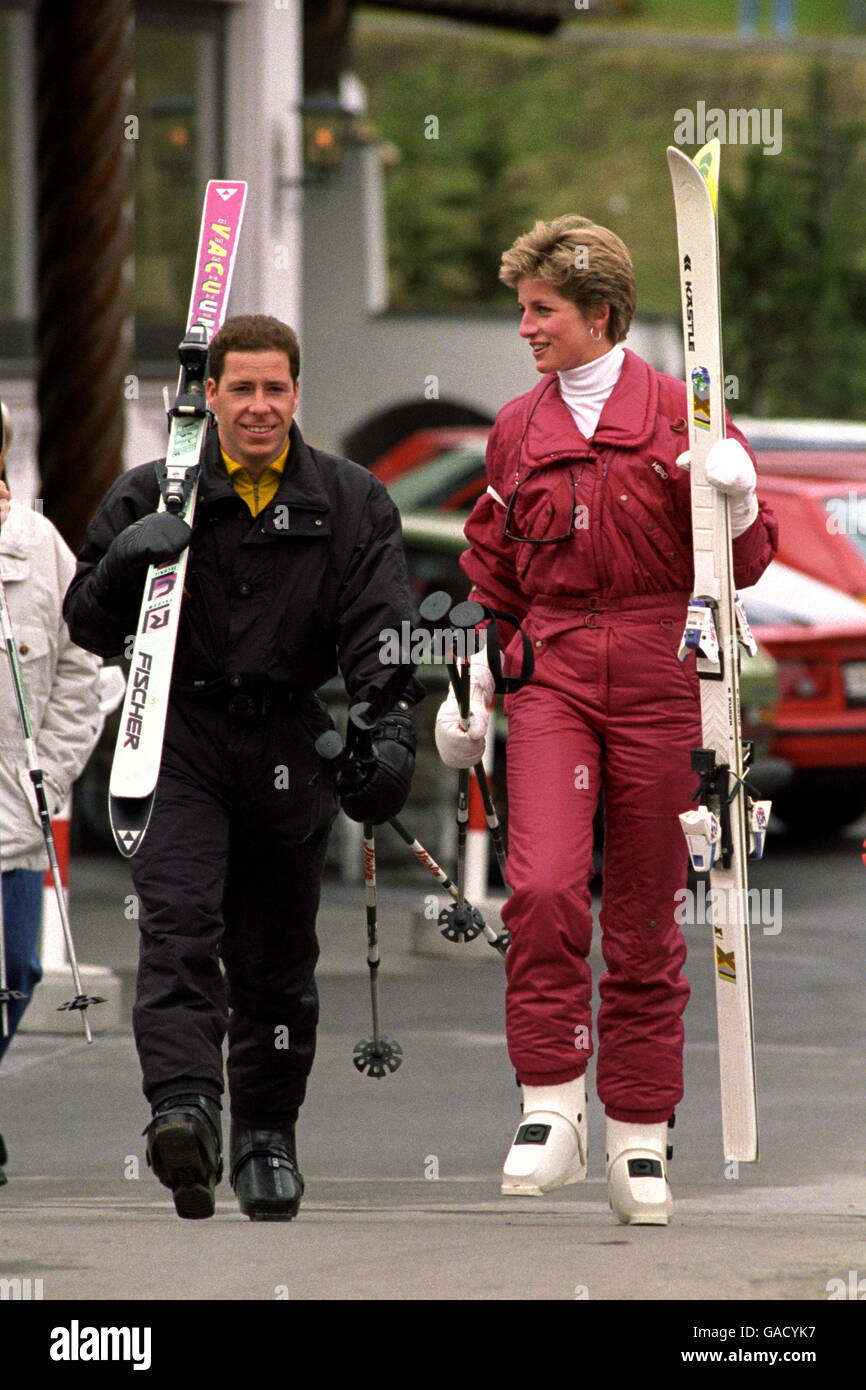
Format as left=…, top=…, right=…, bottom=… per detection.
left=679, top=806, right=721, bottom=873
left=678, top=596, right=722, bottom=677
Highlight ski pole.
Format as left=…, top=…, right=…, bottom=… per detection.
left=0, top=571, right=103, bottom=1043
left=444, top=591, right=537, bottom=888
left=316, top=724, right=507, bottom=958
left=388, top=814, right=509, bottom=956
left=418, top=592, right=487, bottom=912
left=449, top=656, right=473, bottom=929
left=445, top=599, right=510, bottom=885
left=352, top=822, right=403, bottom=1078
left=316, top=711, right=405, bottom=1077
left=419, top=592, right=514, bottom=883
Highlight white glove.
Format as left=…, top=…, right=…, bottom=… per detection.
left=434, top=646, right=495, bottom=769
left=676, top=437, right=759, bottom=538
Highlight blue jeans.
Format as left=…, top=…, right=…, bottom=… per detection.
left=0, top=870, right=44, bottom=1063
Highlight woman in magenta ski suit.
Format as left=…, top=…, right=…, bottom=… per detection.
left=435, top=216, right=778, bottom=1223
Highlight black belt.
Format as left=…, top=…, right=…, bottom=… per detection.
left=177, top=676, right=303, bottom=721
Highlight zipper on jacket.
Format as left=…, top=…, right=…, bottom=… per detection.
left=585, top=451, right=611, bottom=594
left=597, top=455, right=612, bottom=591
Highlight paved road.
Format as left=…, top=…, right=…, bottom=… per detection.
left=1, top=821, right=864, bottom=1338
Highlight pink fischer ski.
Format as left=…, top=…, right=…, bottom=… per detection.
left=109, top=180, right=247, bottom=857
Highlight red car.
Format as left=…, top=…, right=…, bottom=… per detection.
left=710, top=417, right=866, bottom=601
left=755, top=474, right=866, bottom=601
left=740, top=561, right=866, bottom=833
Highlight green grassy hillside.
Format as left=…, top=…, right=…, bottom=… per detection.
left=353, top=10, right=866, bottom=320
left=578, top=0, right=857, bottom=35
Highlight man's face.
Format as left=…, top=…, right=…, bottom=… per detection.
left=205, top=350, right=299, bottom=474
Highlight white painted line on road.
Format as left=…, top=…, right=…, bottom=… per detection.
left=397, top=1030, right=507, bottom=1045
left=324, top=1029, right=507, bottom=1045
left=686, top=1041, right=843, bottom=1055
left=1, top=1196, right=861, bottom=1222
left=323, top=1034, right=843, bottom=1054
left=6, top=1175, right=862, bottom=1216
left=0, top=1039, right=92, bottom=1074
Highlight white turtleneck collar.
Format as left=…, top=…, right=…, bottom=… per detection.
left=557, top=344, right=625, bottom=440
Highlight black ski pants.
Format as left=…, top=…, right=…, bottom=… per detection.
left=130, top=689, right=338, bottom=1126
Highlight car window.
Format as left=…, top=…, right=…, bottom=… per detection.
left=752, top=436, right=866, bottom=451
left=742, top=419, right=866, bottom=450
left=823, top=493, right=866, bottom=563
left=740, top=596, right=810, bottom=627
left=388, top=446, right=487, bottom=511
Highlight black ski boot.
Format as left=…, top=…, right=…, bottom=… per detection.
left=230, top=1121, right=304, bottom=1221
left=144, top=1094, right=222, bottom=1220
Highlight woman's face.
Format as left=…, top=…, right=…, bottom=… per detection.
left=516, top=277, right=609, bottom=374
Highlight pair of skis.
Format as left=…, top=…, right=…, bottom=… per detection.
left=668, top=140, right=768, bottom=1163
left=108, top=180, right=247, bottom=858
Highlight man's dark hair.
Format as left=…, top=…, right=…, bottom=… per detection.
left=208, top=315, right=300, bottom=384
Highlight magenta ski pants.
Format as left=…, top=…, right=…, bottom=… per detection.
left=501, top=595, right=701, bottom=1123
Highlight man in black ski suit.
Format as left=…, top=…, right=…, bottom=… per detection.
left=64, top=315, right=419, bottom=1221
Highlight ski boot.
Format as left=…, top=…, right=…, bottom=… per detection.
left=606, top=1116, right=674, bottom=1226
left=501, top=1076, right=587, bottom=1196
left=230, top=1121, right=304, bottom=1221
left=144, top=1094, right=222, bottom=1220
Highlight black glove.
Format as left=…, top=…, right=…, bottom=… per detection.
left=96, top=512, right=193, bottom=590
left=338, top=710, right=416, bottom=825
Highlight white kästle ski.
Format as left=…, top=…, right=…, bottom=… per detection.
left=667, top=140, right=767, bottom=1162
left=109, top=181, right=247, bottom=857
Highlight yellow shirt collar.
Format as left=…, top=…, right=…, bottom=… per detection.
left=221, top=443, right=290, bottom=481
left=222, top=443, right=290, bottom=516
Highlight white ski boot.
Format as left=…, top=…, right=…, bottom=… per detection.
left=501, top=1077, right=587, bottom=1196
left=605, top=1117, right=673, bottom=1226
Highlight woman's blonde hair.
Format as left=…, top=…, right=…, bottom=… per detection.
left=499, top=215, right=636, bottom=344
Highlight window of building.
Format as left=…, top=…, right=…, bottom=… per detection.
left=0, top=1, right=225, bottom=366
left=135, top=3, right=225, bottom=363
left=0, top=4, right=36, bottom=359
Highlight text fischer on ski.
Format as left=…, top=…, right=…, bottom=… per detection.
left=63, top=316, right=421, bottom=1222
left=434, top=216, right=778, bottom=1224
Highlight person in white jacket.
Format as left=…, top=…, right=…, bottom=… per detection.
left=0, top=403, right=102, bottom=1183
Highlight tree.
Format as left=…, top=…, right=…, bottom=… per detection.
left=721, top=66, right=866, bottom=417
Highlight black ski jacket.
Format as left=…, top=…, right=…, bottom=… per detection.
left=63, top=422, right=421, bottom=710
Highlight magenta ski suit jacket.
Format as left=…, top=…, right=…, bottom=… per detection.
left=459, top=349, right=778, bottom=622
